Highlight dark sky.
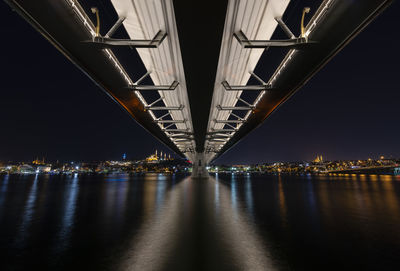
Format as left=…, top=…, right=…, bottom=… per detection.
left=0, top=1, right=399, bottom=164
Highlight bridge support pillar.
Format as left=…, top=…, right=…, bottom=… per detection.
left=191, top=152, right=208, bottom=178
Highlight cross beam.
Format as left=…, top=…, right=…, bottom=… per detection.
left=214, top=119, right=243, bottom=124
left=234, top=30, right=313, bottom=49
left=207, top=130, right=236, bottom=134
left=217, top=105, right=254, bottom=111
left=156, top=120, right=185, bottom=124
left=128, top=80, right=179, bottom=91
left=146, top=105, right=184, bottom=111
left=85, top=30, right=167, bottom=49
left=221, top=80, right=273, bottom=91
left=163, top=129, right=192, bottom=133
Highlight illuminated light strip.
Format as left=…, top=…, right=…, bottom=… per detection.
left=305, top=0, right=334, bottom=37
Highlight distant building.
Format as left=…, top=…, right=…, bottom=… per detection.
left=19, top=164, right=35, bottom=174
left=313, top=155, right=323, bottom=163
left=36, top=165, right=51, bottom=173
left=32, top=157, right=45, bottom=165
left=146, top=150, right=159, bottom=163
left=145, top=150, right=173, bottom=163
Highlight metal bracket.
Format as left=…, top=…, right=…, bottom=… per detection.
left=155, top=112, right=170, bottom=121
left=148, top=97, right=163, bottom=107
left=231, top=112, right=244, bottom=121
left=217, top=105, right=254, bottom=111
left=156, top=120, right=185, bottom=124
left=163, top=129, right=191, bottom=133
left=173, top=139, right=192, bottom=142
left=208, top=138, right=229, bottom=142
left=162, top=123, right=176, bottom=130
left=146, top=105, right=184, bottom=111
left=214, top=119, right=243, bottom=124
left=275, top=17, right=295, bottom=39
left=205, top=147, right=220, bottom=153
left=127, top=71, right=179, bottom=91
left=207, top=135, right=232, bottom=139
left=105, top=16, right=126, bottom=38
left=169, top=134, right=194, bottom=139
left=221, top=80, right=273, bottom=91
left=208, top=130, right=236, bottom=133
left=224, top=123, right=238, bottom=130
left=234, top=30, right=313, bottom=49
left=85, top=30, right=167, bottom=49
left=239, top=97, right=252, bottom=106
left=129, top=80, right=179, bottom=91
left=221, top=72, right=274, bottom=92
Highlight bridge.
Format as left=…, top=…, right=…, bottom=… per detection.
left=5, top=0, right=393, bottom=177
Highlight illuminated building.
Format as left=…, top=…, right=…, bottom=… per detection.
left=19, top=164, right=35, bottom=174
left=36, top=165, right=51, bottom=173
left=32, top=157, right=45, bottom=165
left=146, top=150, right=159, bottom=163
left=145, top=150, right=173, bottom=163
left=313, top=155, right=323, bottom=163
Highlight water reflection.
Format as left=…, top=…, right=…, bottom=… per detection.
left=155, top=176, right=167, bottom=214
left=118, top=176, right=186, bottom=271
left=1, top=173, right=400, bottom=270
left=214, top=173, right=220, bottom=212
left=55, top=173, right=79, bottom=252
left=230, top=177, right=238, bottom=218
left=14, top=174, right=39, bottom=247
left=0, top=174, right=10, bottom=208
left=213, top=176, right=276, bottom=270
left=244, top=175, right=254, bottom=220
left=118, top=175, right=275, bottom=270
left=103, top=174, right=130, bottom=220
left=142, top=173, right=159, bottom=219
left=277, top=175, right=288, bottom=229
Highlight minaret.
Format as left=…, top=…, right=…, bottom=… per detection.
left=156, top=150, right=158, bottom=158
left=160, top=151, right=163, bottom=160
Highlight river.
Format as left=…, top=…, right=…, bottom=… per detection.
left=0, top=173, right=399, bottom=270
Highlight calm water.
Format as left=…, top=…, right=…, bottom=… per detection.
left=0, top=173, right=400, bottom=270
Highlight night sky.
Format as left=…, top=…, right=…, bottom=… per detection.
left=0, top=1, right=399, bottom=164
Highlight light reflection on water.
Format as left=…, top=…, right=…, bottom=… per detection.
left=55, top=174, right=79, bottom=253
left=0, top=174, right=9, bottom=208
left=0, top=173, right=400, bottom=270
left=118, top=175, right=274, bottom=270
left=14, top=174, right=39, bottom=248
left=244, top=175, right=254, bottom=220
left=212, top=176, right=276, bottom=270
left=277, top=175, right=288, bottom=229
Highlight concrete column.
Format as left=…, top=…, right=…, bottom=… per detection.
left=191, top=152, right=208, bottom=178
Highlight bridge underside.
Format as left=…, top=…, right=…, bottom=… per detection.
left=5, top=0, right=393, bottom=165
